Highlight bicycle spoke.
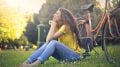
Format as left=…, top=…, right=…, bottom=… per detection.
left=102, top=19, right=120, bottom=64
left=113, top=18, right=120, bottom=36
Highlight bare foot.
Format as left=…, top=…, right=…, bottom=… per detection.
left=20, top=63, right=35, bottom=67
left=20, top=60, right=41, bottom=67
left=20, top=60, right=30, bottom=67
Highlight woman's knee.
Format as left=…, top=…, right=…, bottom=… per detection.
left=47, top=40, right=59, bottom=46
left=49, top=40, right=58, bottom=44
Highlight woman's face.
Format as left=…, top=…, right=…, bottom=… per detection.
left=53, top=10, right=62, bottom=22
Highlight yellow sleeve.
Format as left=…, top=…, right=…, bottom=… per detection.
left=58, top=25, right=66, bottom=34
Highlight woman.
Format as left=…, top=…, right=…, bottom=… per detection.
left=20, top=8, right=81, bottom=67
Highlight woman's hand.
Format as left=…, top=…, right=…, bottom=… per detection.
left=49, top=20, right=57, bottom=26
left=46, top=20, right=57, bottom=44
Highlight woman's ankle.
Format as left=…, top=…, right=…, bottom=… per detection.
left=24, top=60, right=30, bottom=64
left=33, top=60, right=41, bottom=65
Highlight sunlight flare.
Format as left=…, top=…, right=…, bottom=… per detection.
left=4, top=0, right=46, bottom=13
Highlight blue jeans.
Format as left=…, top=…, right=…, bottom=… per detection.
left=27, top=40, right=80, bottom=63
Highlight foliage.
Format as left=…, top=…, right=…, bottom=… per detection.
left=0, top=35, right=29, bottom=49
left=0, top=1, right=29, bottom=43
left=0, top=0, right=103, bottom=45
left=25, top=14, right=40, bottom=44
left=112, top=0, right=120, bottom=8
left=39, top=0, right=101, bottom=24
left=14, top=35, right=29, bottom=47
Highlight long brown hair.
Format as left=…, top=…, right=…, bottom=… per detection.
left=59, top=8, right=81, bottom=47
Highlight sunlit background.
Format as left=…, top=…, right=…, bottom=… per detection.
left=97, top=0, right=113, bottom=8
left=0, top=0, right=117, bottom=46
left=2, top=0, right=46, bottom=14
left=0, top=0, right=46, bottom=41
left=0, top=0, right=120, bottom=67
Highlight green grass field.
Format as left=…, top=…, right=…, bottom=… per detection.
left=0, top=46, right=120, bottom=67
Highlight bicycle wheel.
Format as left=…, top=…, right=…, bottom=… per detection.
left=102, top=18, right=120, bottom=64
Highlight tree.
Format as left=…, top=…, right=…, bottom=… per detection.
left=39, top=0, right=101, bottom=22
left=0, top=1, right=31, bottom=48
left=112, top=0, right=120, bottom=8
left=25, top=14, right=40, bottom=44
left=0, top=4, right=29, bottom=43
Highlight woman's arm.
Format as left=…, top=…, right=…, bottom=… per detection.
left=46, top=21, right=64, bottom=44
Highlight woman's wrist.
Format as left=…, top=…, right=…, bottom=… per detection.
left=50, top=21, right=57, bottom=29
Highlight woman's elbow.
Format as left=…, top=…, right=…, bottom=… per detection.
left=46, top=37, right=52, bottom=43
left=46, top=36, right=57, bottom=43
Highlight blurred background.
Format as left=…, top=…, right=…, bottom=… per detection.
left=0, top=0, right=119, bottom=50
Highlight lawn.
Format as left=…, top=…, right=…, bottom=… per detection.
left=0, top=46, right=120, bottom=67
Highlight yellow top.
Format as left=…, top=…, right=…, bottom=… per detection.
left=57, top=25, right=81, bottom=53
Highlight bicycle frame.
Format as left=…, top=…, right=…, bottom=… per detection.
left=78, top=0, right=120, bottom=63
left=87, top=0, right=120, bottom=41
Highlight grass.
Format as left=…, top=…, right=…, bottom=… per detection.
left=0, top=46, right=120, bottom=67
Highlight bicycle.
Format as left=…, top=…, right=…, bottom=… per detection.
left=78, top=0, right=120, bottom=64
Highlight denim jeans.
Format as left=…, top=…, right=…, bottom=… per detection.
left=27, top=40, right=80, bottom=63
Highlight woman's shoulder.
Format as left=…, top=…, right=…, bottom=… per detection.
left=60, top=24, right=67, bottom=29
left=61, top=24, right=66, bottom=27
